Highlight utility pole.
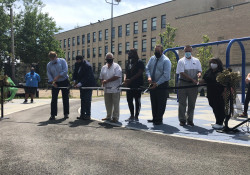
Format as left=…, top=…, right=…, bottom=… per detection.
left=10, top=6, right=15, bottom=81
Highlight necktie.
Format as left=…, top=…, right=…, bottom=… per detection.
left=151, top=58, right=159, bottom=82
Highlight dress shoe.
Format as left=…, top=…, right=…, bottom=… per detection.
left=153, top=121, right=163, bottom=125
left=64, top=114, right=69, bottom=119
left=147, top=119, right=154, bottom=123
left=187, top=121, right=194, bottom=126
left=82, top=116, right=91, bottom=120
left=179, top=121, right=186, bottom=126
left=49, top=115, right=55, bottom=120
left=102, top=117, right=111, bottom=121
left=111, top=118, right=118, bottom=123
left=239, top=112, right=248, bottom=118
left=134, top=116, right=139, bottom=121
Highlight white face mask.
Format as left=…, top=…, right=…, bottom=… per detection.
left=210, top=63, right=218, bottom=69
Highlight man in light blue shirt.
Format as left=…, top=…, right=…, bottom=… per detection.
left=47, top=51, right=69, bottom=120
left=24, top=67, right=40, bottom=103
left=146, top=44, right=171, bottom=125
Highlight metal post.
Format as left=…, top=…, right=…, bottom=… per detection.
left=1, top=84, right=4, bottom=118
left=10, top=7, right=15, bottom=82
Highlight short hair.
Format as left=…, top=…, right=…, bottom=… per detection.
left=155, top=44, right=163, bottom=52
left=209, top=57, right=224, bottom=71
left=76, top=55, right=84, bottom=60
left=48, top=51, right=57, bottom=59
left=105, top=52, right=114, bottom=59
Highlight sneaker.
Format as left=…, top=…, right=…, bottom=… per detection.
left=23, top=100, right=28, bottom=103
left=239, top=112, right=248, bottom=118
left=102, top=117, right=111, bottom=121
left=64, top=114, right=69, bottom=119
left=212, top=124, right=224, bottom=130
left=111, top=118, right=118, bottom=123
left=49, top=115, right=55, bottom=120
left=134, top=116, right=139, bottom=121
left=125, top=116, right=134, bottom=122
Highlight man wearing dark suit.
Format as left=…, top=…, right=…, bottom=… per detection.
left=73, top=55, right=96, bottom=120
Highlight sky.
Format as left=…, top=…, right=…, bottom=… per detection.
left=39, top=0, right=170, bottom=32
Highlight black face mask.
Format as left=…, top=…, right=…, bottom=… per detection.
left=106, top=59, right=113, bottom=64
left=154, top=52, right=162, bottom=59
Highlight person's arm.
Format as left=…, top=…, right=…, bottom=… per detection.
left=47, top=64, right=53, bottom=83
left=54, top=59, right=68, bottom=82
left=37, top=74, right=41, bottom=82
left=145, top=58, right=152, bottom=84
left=246, top=73, right=250, bottom=84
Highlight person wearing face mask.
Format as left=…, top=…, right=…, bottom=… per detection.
left=200, top=58, right=225, bottom=129
left=145, top=44, right=171, bottom=125
left=47, top=51, right=70, bottom=120
left=24, top=67, right=40, bottom=103
left=99, top=52, right=122, bottom=123
left=124, top=48, right=145, bottom=122
left=176, top=45, right=202, bottom=126
left=239, top=73, right=250, bottom=118
left=72, top=55, right=96, bottom=120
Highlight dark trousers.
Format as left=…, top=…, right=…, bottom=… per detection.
left=51, top=79, right=69, bottom=116
left=80, top=89, right=92, bottom=117
left=208, top=95, right=225, bottom=125
left=126, top=90, right=142, bottom=117
left=149, top=82, right=169, bottom=122
left=244, top=84, right=250, bottom=113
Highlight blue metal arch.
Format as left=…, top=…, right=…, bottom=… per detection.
left=163, top=37, right=250, bottom=103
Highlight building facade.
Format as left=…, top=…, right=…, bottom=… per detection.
left=55, top=0, right=250, bottom=74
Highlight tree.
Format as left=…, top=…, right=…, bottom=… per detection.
left=14, top=0, right=64, bottom=84
left=196, top=35, right=213, bottom=75
left=159, top=23, right=178, bottom=88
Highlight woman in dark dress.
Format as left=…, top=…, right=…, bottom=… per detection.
left=201, top=58, right=225, bottom=129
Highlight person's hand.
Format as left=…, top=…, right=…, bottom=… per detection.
left=197, top=72, right=202, bottom=78
left=150, top=82, right=158, bottom=89
left=102, top=80, right=108, bottom=85
left=148, top=77, right=152, bottom=84
left=124, top=79, right=131, bottom=87
left=52, top=81, right=57, bottom=88
left=53, top=76, right=60, bottom=82
left=192, top=79, right=198, bottom=85
left=75, top=82, right=82, bottom=88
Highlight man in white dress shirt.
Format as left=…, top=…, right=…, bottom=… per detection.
left=99, top=52, right=122, bottom=123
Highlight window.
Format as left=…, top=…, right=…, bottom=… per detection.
left=98, top=47, right=102, bottom=57
left=87, top=33, right=90, bottom=43
left=118, top=25, right=122, bottom=37
left=72, top=51, right=75, bottom=60
left=98, top=62, right=102, bottom=72
left=133, top=41, right=138, bottom=50
left=93, top=48, right=96, bottom=58
left=151, top=17, right=157, bottom=31
left=125, top=42, right=130, bottom=53
left=77, top=50, right=80, bottom=56
left=92, top=63, right=96, bottom=73
left=142, top=39, right=147, bottom=52
left=87, top=48, right=90, bottom=58
left=118, top=43, right=122, bottom=55
left=77, top=36, right=80, bottom=45
left=142, top=19, right=147, bottom=32
left=118, top=61, right=122, bottom=67
left=72, top=37, right=75, bottom=46
left=134, top=22, right=138, bottom=34
left=126, top=24, right=130, bottom=36
left=93, top=32, right=96, bottom=42
left=105, top=29, right=108, bottom=40
left=99, top=30, right=102, bottom=41
left=82, top=35, right=85, bottom=45
left=67, top=52, right=70, bottom=61
left=60, top=40, right=62, bottom=48
left=105, top=46, right=108, bottom=55
left=111, top=44, right=115, bottom=54
left=64, top=39, right=66, bottom=48
left=111, top=27, right=115, bottom=39
left=151, top=38, right=156, bottom=51
left=68, top=38, right=70, bottom=47
left=161, top=15, right=166, bottom=28
left=82, top=49, right=85, bottom=58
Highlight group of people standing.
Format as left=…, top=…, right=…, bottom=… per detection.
left=44, top=45, right=249, bottom=129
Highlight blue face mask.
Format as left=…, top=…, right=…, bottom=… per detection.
left=31, top=70, right=34, bottom=74
left=52, top=59, right=57, bottom=64
left=185, top=52, right=192, bottom=58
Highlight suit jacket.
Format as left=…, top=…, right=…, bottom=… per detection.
left=73, top=60, right=96, bottom=87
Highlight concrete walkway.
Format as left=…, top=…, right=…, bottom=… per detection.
left=1, top=95, right=250, bottom=146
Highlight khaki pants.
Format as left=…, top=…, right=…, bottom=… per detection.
left=178, top=81, right=198, bottom=123
left=104, top=92, right=120, bottom=120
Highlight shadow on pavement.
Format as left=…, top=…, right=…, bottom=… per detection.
left=150, top=123, right=180, bottom=134
left=38, top=118, right=67, bottom=126
left=68, top=119, right=94, bottom=127
left=183, top=125, right=214, bottom=135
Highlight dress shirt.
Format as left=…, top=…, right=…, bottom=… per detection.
left=47, top=58, right=69, bottom=82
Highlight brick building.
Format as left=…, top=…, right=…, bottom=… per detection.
left=55, top=0, right=250, bottom=74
